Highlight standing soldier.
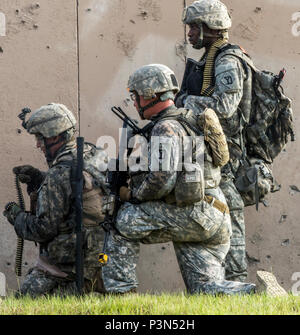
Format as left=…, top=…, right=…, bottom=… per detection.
left=101, top=63, right=257, bottom=295
left=3, top=103, right=108, bottom=297
left=175, top=0, right=252, bottom=282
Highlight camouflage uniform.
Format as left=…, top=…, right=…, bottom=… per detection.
left=11, top=104, right=107, bottom=297
left=176, top=0, right=252, bottom=282
left=102, top=64, right=255, bottom=294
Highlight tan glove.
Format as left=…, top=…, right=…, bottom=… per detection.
left=119, top=186, right=131, bottom=202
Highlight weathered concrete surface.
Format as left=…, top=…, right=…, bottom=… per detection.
left=0, top=0, right=299, bottom=294
left=0, top=0, right=78, bottom=292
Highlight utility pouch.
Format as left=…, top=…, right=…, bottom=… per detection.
left=234, top=158, right=280, bottom=209
left=175, top=163, right=205, bottom=207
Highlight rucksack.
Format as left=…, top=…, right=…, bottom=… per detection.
left=212, top=45, right=295, bottom=207
left=217, top=45, right=295, bottom=164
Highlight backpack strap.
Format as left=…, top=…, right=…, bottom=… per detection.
left=216, top=44, right=258, bottom=75
left=150, top=108, right=202, bottom=137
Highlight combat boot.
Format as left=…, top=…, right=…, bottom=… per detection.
left=256, top=271, right=288, bottom=297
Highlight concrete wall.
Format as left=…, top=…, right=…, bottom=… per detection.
left=0, top=0, right=299, bottom=293
left=0, top=0, right=78, bottom=291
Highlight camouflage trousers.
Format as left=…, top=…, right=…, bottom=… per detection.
left=220, top=173, right=247, bottom=282
left=102, top=198, right=255, bottom=295
left=18, top=266, right=104, bottom=298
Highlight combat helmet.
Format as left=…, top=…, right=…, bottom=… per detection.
left=128, top=64, right=179, bottom=118
left=183, top=0, right=231, bottom=49
left=183, top=0, right=231, bottom=29
left=26, top=103, right=76, bottom=138
left=25, top=103, right=77, bottom=162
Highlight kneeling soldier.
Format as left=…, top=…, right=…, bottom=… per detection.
left=3, top=103, right=108, bottom=297
left=101, top=64, right=257, bottom=295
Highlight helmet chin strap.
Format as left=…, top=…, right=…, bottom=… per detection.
left=193, top=22, right=204, bottom=49
left=44, top=136, right=66, bottom=163
left=136, top=94, right=160, bottom=119
left=193, top=22, right=227, bottom=50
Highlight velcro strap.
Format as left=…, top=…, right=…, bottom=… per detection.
left=204, top=195, right=229, bottom=214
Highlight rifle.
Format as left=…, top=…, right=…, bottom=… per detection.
left=98, top=106, right=146, bottom=265
left=74, top=136, right=84, bottom=295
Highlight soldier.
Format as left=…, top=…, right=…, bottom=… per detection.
left=3, top=103, right=108, bottom=297
left=175, top=0, right=252, bottom=282
left=101, top=63, right=257, bottom=295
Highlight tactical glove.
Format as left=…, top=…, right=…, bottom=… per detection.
left=13, top=165, right=45, bottom=194
left=3, top=202, right=22, bottom=225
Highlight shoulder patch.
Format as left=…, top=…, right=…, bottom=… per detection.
left=215, top=59, right=243, bottom=94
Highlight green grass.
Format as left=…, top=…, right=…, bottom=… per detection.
left=1, top=293, right=300, bottom=315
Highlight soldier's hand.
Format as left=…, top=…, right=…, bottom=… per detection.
left=3, top=202, right=22, bottom=225
left=119, top=186, right=131, bottom=202
left=12, top=165, right=45, bottom=194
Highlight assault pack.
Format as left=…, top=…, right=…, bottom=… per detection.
left=217, top=45, right=295, bottom=164
left=216, top=45, right=295, bottom=208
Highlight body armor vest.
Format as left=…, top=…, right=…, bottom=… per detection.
left=130, top=107, right=222, bottom=206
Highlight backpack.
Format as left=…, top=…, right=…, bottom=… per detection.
left=217, top=45, right=295, bottom=164
left=213, top=45, right=295, bottom=207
